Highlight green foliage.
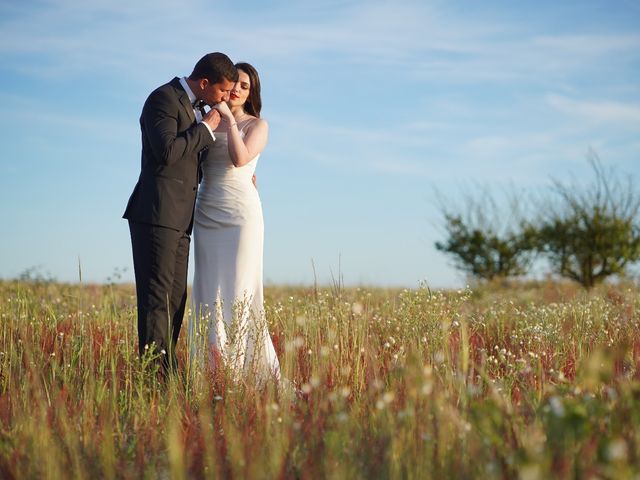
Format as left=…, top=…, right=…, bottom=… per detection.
left=435, top=188, right=535, bottom=281
left=436, top=214, right=535, bottom=281
left=532, top=153, right=640, bottom=288
left=435, top=152, right=640, bottom=287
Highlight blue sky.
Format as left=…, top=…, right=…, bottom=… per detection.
left=1, top=0, right=639, bottom=288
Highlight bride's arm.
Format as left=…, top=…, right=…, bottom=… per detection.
left=226, top=118, right=268, bottom=167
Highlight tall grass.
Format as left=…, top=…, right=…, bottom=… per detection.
left=0, top=279, right=639, bottom=478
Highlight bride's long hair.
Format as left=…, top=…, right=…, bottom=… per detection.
left=236, top=62, right=262, bottom=118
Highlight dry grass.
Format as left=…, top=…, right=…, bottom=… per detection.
left=1, top=279, right=639, bottom=479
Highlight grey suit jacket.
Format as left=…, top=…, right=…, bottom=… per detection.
left=123, top=77, right=214, bottom=233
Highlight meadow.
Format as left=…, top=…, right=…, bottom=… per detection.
left=0, top=278, right=639, bottom=479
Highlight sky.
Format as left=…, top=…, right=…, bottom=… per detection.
left=1, top=0, right=639, bottom=288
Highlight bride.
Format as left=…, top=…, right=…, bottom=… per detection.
left=189, top=62, right=281, bottom=384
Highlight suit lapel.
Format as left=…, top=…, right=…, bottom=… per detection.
left=172, top=77, right=196, bottom=123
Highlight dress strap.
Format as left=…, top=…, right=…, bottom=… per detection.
left=238, top=118, right=256, bottom=134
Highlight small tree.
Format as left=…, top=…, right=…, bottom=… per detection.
left=435, top=188, right=535, bottom=281
left=532, top=152, right=640, bottom=288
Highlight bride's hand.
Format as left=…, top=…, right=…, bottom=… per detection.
left=212, top=101, right=233, bottom=121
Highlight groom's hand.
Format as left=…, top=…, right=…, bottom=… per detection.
left=202, top=108, right=221, bottom=130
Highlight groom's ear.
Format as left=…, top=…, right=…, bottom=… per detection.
left=198, top=78, right=209, bottom=92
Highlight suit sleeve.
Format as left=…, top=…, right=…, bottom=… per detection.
left=142, top=89, right=214, bottom=167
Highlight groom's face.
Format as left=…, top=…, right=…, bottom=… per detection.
left=202, top=78, right=235, bottom=106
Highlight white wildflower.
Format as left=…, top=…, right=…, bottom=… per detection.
left=549, top=396, right=565, bottom=417
left=607, top=439, right=628, bottom=461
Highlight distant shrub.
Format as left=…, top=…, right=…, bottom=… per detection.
left=530, top=152, right=640, bottom=288
left=17, top=265, right=56, bottom=284
left=435, top=188, right=536, bottom=281
left=435, top=151, right=640, bottom=288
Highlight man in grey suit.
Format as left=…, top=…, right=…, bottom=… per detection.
left=124, top=52, right=238, bottom=374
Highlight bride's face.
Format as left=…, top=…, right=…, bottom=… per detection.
left=228, top=69, right=250, bottom=109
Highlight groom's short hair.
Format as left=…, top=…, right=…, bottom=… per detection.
left=190, top=53, right=238, bottom=84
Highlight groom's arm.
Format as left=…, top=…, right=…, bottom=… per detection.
left=142, top=89, right=214, bottom=166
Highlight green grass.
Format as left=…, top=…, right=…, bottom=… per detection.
left=1, top=279, right=639, bottom=479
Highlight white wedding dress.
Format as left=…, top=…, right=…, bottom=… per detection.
left=189, top=125, right=281, bottom=383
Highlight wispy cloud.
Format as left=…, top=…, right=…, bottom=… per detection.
left=546, top=94, right=640, bottom=126
left=1, top=0, right=638, bottom=287
left=3, top=0, right=639, bottom=90
left=531, top=34, right=640, bottom=56
left=0, top=92, right=135, bottom=142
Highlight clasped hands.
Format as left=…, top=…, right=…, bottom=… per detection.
left=202, top=102, right=234, bottom=130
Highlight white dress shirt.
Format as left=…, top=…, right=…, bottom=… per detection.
left=179, top=77, right=214, bottom=140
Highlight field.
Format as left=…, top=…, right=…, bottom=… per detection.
left=1, top=279, right=639, bottom=479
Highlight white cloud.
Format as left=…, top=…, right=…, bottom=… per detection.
left=546, top=94, right=640, bottom=126
left=3, top=0, right=638, bottom=89
left=0, top=92, right=135, bottom=142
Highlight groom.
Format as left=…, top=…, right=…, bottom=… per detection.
left=123, top=52, right=238, bottom=373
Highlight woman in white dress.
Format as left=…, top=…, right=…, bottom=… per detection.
left=189, top=63, right=281, bottom=384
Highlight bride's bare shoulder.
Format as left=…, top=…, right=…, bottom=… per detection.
left=249, top=116, right=267, bottom=126
left=245, top=117, right=268, bottom=132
